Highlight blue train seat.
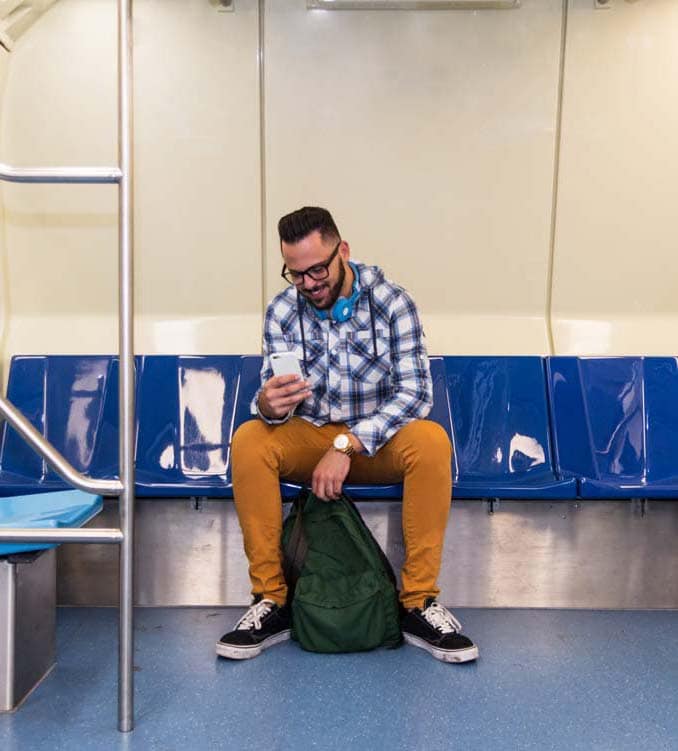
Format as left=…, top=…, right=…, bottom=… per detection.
left=0, top=355, right=241, bottom=498
left=547, top=357, right=678, bottom=498
left=0, top=356, right=119, bottom=496
left=0, top=490, right=103, bottom=556
left=229, top=355, right=453, bottom=500
left=445, top=357, right=577, bottom=499
left=1, top=354, right=581, bottom=502
left=135, top=356, right=241, bottom=497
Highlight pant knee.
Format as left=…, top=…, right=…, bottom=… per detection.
left=231, top=419, right=276, bottom=467
left=398, top=420, right=452, bottom=465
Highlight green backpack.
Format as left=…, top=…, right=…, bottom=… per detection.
left=282, top=489, right=402, bottom=654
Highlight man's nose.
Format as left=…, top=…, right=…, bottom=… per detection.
left=301, top=273, right=316, bottom=289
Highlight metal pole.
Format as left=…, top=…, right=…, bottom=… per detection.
left=0, top=2, right=133, bottom=731
left=118, top=0, right=135, bottom=734
left=0, top=164, right=121, bottom=184
left=258, top=0, right=268, bottom=317
left=545, top=0, right=569, bottom=356
left=0, top=396, right=123, bottom=496
left=0, top=528, right=123, bottom=544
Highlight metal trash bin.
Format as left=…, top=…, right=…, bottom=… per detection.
left=0, top=548, right=56, bottom=712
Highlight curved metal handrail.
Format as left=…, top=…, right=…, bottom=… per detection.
left=0, top=395, right=124, bottom=496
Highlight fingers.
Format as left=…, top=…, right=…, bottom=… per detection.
left=270, top=391, right=308, bottom=411
left=269, top=374, right=305, bottom=388
left=311, top=456, right=348, bottom=502
left=313, top=477, right=341, bottom=502
left=273, top=385, right=311, bottom=410
left=266, top=376, right=312, bottom=401
left=260, top=375, right=312, bottom=418
left=313, top=479, right=337, bottom=501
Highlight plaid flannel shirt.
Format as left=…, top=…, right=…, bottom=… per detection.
left=254, top=262, right=432, bottom=457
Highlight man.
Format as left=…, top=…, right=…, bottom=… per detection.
left=216, top=207, right=478, bottom=664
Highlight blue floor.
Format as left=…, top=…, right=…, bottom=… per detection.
left=1, top=607, right=677, bottom=750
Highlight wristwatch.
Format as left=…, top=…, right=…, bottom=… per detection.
left=333, top=433, right=355, bottom=457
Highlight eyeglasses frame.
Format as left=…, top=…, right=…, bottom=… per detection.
left=280, top=240, right=342, bottom=286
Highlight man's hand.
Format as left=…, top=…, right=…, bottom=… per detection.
left=258, top=374, right=311, bottom=420
left=312, top=449, right=351, bottom=501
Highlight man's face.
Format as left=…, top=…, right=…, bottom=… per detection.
left=281, top=230, right=349, bottom=311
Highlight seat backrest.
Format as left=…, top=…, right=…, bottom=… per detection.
left=0, top=355, right=119, bottom=480
left=643, top=358, right=678, bottom=482
left=427, top=356, right=453, bottom=441
left=231, top=355, right=263, bottom=438
left=545, top=357, right=597, bottom=480
left=547, top=356, right=678, bottom=483
left=445, top=356, right=556, bottom=482
left=135, top=356, right=241, bottom=480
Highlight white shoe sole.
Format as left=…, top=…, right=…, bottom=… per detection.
left=216, top=629, right=291, bottom=660
left=403, top=633, right=479, bottom=663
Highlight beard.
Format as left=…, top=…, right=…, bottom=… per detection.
left=301, top=260, right=346, bottom=311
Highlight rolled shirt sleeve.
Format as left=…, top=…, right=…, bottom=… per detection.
left=250, top=303, right=295, bottom=425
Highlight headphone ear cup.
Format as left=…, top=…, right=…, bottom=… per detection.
left=313, top=264, right=361, bottom=322
left=330, top=272, right=361, bottom=322
left=332, top=300, right=352, bottom=323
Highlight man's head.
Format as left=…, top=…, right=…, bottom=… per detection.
left=278, top=207, right=352, bottom=311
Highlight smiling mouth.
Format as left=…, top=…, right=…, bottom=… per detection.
left=306, top=286, right=326, bottom=300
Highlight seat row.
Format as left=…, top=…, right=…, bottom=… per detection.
left=2, top=354, right=677, bottom=502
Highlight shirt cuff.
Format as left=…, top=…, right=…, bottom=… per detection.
left=348, top=420, right=381, bottom=457
left=255, top=394, right=293, bottom=425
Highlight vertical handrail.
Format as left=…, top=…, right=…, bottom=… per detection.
left=0, top=0, right=135, bottom=732
left=117, top=0, right=135, bottom=734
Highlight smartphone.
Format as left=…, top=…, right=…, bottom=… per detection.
left=270, top=351, right=304, bottom=379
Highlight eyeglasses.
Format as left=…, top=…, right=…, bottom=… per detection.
left=280, top=241, right=341, bottom=285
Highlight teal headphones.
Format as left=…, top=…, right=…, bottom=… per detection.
left=315, top=262, right=360, bottom=323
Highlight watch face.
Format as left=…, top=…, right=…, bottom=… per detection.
left=334, top=434, right=349, bottom=450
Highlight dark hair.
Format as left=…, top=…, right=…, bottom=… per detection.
left=278, top=206, right=341, bottom=246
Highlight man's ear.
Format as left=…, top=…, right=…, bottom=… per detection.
left=339, top=240, right=351, bottom=260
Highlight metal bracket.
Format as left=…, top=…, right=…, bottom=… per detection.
left=631, top=498, right=648, bottom=517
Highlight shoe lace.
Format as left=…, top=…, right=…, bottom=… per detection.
left=421, top=601, right=462, bottom=635
left=235, top=599, right=275, bottom=631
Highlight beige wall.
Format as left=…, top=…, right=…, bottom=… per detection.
left=552, top=0, right=678, bottom=354
left=133, top=0, right=261, bottom=353
left=0, top=0, right=677, bottom=370
left=265, top=0, right=562, bottom=355
left=1, top=0, right=118, bottom=358
left=0, top=0, right=261, bottom=366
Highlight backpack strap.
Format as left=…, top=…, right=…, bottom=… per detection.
left=283, top=490, right=310, bottom=605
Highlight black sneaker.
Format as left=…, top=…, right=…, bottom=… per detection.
left=216, top=598, right=291, bottom=660
left=402, top=598, right=479, bottom=663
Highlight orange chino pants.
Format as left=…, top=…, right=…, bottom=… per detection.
left=231, top=417, right=453, bottom=610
